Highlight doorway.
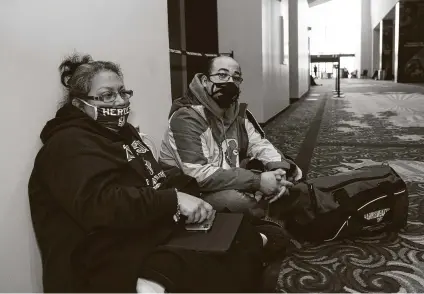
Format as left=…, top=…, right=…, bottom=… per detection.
left=167, top=0, right=219, bottom=99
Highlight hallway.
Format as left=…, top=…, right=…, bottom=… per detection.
left=264, top=78, right=424, bottom=292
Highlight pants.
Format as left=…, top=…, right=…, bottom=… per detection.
left=202, top=190, right=268, bottom=218
left=138, top=216, right=264, bottom=293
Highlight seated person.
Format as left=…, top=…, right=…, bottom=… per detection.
left=159, top=56, right=302, bottom=216
left=28, top=54, right=265, bottom=293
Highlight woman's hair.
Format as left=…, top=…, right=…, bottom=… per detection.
left=58, top=53, right=123, bottom=106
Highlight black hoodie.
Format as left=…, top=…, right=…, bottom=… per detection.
left=28, top=104, right=183, bottom=292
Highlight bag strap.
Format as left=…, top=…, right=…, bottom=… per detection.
left=307, top=183, right=318, bottom=215
left=238, top=103, right=265, bottom=139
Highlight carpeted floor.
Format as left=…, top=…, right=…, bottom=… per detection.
left=264, top=78, right=424, bottom=293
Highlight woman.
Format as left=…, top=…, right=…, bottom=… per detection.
left=28, top=54, right=264, bottom=293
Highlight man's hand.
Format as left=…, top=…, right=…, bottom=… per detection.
left=273, top=169, right=286, bottom=181
left=265, top=180, right=293, bottom=203
left=259, top=170, right=286, bottom=195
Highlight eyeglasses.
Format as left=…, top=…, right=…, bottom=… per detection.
left=209, top=73, right=243, bottom=84
left=84, top=89, right=134, bottom=103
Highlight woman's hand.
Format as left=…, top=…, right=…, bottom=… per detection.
left=176, top=192, right=213, bottom=224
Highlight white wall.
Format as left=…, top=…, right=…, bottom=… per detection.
left=0, top=0, right=171, bottom=292
left=360, top=0, right=373, bottom=74
left=289, top=0, right=310, bottom=99
left=371, top=0, right=398, bottom=29
left=262, top=0, right=290, bottom=120
left=217, top=0, right=264, bottom=122
left=393, top=2, right=400, bottom=82
left=289, top=0, right=299, bottom=99
left=372, top=28, right=381, bottom=72
left=218, top=0, right=291, bottom=123
left=297, top=0, right=310, bottom=98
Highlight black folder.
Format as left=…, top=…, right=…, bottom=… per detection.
left=163, top=213, right=243, bottom=254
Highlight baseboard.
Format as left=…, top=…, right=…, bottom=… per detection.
left=289, top=98, right=298, bottom=104
left=259, top=105, right=291, bottom=128
left=290, top=89, right=310, bottom=104
left=259, top=90, right=311, bottom=128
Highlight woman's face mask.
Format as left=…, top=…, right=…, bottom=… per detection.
left=78, top=99, right=131, bottom=129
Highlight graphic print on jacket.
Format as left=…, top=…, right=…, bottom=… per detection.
left=160, top=73, right=295, bottom=193
left=223, top=138, right=240, bottom=169
left=120, top=127, right=166, bottom=190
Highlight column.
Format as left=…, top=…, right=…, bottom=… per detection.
left=396, top=0, right=424, bottom=83
left=381, top=19, right=394, bottom=80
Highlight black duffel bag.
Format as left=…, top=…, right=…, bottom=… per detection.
left=280, top=164, right=409, bottom=243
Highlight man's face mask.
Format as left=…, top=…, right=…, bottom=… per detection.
left=207, top=81, right=241, bottom=109
left=78, top=99, right=130, bottom=129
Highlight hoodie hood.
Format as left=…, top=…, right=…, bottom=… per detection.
left=170, top=74, right=240, bottom=125
left=40, top=104, right=120, bottom=144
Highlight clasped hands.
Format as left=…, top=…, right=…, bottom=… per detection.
left=259, top=168, right=300, bottom=203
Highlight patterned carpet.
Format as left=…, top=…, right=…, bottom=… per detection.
left=265, top=94, right=324, bottom=159
left=264, top=79, right=424, bottom=293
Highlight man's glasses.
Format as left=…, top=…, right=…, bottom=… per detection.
left=209, top=73, right=243, bottom=84
left=84, top=89, right=134, bottom=103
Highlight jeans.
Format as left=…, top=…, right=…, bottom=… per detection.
left=202, top=190, right=268, bottom=218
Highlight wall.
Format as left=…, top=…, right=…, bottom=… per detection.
left=372, top=28, right=381, bottom=73
left=297, top=0, right=310, bottom=98
left=0, top=0, right=171, bottom=292
left=289, top=0, right=299, bottom=99
left=360, top=0, right=373, bottom=75
left=262, top=0, right=290, bottom=120
left=217, top=0, right=264, bottom=121
left=289, top=0, right=310, bottom=100
left=371, top=0, right=399, bottom=29
left=393, top=2, right=400, bottom=82
left=218, top=0, right=291, bottom=123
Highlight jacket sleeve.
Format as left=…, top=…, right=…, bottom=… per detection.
left=167, top=108, right=261, bottom=193
left=245, top=118, right=298, bottom=172
left=38, top=129, right=178, bottom=233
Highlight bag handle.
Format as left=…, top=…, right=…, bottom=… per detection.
left=307, top=183, right=318, bottom=215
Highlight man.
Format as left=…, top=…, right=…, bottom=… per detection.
left=159, top=56, right=302, bottom=215
left=314, top=65, right=318, bottom=78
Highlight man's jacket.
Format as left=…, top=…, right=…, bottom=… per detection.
left=159, top=74, right=297, bottom=193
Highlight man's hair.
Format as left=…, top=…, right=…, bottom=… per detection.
left=206, top=55, right=239, bottom=74
left=206, top=57, right=218, bottom=75
left=58, top=53, right=123, bottom=106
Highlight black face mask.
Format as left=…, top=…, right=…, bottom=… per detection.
left=208, top=82, right=241, bottom=109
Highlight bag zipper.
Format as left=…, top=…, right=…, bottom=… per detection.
left=319, top=173, right=391, bottom=192
left=324, top=188, right=406, bottom=242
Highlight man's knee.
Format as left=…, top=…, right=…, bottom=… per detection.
left=202, top=190, right=257, bottom=211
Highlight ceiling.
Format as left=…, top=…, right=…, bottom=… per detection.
left=308, top=0, right=334, bottom=8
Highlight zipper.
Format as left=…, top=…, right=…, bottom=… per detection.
left=357, top=189, right=406, bottom=211
left=319, top=173, right=391, bottom=192
left=324, top=188, right=406, bottom=241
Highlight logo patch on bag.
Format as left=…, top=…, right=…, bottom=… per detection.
left=364, top=208, right=390, bottom=222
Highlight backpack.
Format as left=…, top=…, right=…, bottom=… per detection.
left=281, top=164, right=409, bottom=243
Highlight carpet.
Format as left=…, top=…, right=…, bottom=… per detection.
left=264, top=80, right=424, bottom=293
